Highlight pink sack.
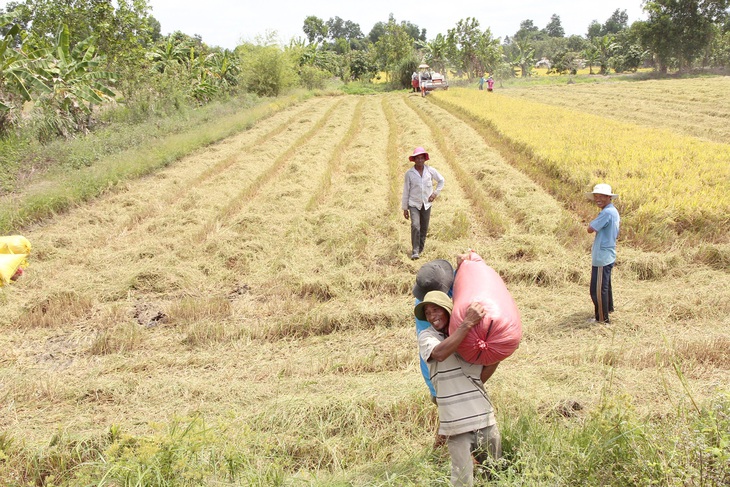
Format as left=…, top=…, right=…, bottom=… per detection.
left=449, top=251, right=522, bottom=365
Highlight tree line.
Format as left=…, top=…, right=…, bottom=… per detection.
left=0, top=0, right=728, bottom=142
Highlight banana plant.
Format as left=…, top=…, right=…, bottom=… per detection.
left=0, top=24, right=27, bottom=111
left=147, top=36, right=194, bottom=73
left=509, top=40, right=536, bottom=77
left=0, top=13, right=43, bottom=113
left=28, top=24, right=116, bottom=137
left=417, top=34, right=449, bottom=74
left=0, top=12, right=51, bottom=134
left=188, top=50, right=240, bottom=102
left=204, top=50, right=240, bottom=88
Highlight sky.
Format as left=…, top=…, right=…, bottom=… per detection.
left=143, top=0, right=647, bottom=50
left=0, top=1, right=647, bottom=50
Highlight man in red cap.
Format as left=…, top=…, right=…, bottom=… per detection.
left=401, top=147, right=445, bottom=260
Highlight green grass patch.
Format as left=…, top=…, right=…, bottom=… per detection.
left=0, top=91, right=312, bottom=234
left=2, top=390, right=728, bottom=485
left=339, top=81, right=390, bottom=95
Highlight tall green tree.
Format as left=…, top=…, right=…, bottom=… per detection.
left=543, top=14, right=565, bottom=37
left=446, top=17, right=500, bottom=78
left=369, top=16, right=425, bottom=46
left=302, top=16, right=328, bottom=44
left=608, top=26, right=647, bottom=73
left=325, top=16, right=362, bottom=41
left=373, top=16, right=414, bottom=81
left=641, top=0, right=730, bottom=72
left=514, top=19, right=542, bottom=42
left=587, top=20, right=602, bottom=40
left=709, top=22, right=730, bottom=66
left=2, top=0, right=153, bottom=66
left=602, top=9, right=629, bottom=35
left=400, top=20, right=427, bottom=44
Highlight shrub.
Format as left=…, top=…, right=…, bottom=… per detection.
left=299, top=65, right=330, bottom=90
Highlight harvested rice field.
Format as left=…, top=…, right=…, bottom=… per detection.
left=1, top=86, right=729, bottom=485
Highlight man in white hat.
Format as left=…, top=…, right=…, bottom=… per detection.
left=587, top=183, right=620, bottom=323
left=402, top=146, right=445, bottom=260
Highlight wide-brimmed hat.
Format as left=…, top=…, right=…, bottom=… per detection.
left=413, top=259, right=454, bottom=300
left=409, top=147, right=430, bottom=162
left=414, top=290, right=453, bottom=321
left=590, top=183, right=617, bottom=197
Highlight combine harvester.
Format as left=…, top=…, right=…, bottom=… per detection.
left=417, top=63, right=449, bottom=95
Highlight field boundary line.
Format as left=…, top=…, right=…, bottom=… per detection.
left=196, top=98, right=346, bottom=241
left=428, top=94, right=591, bottom=248
left=381, top=96, right=402, bottom=222
left=305, top=98, right=365, bottom=211
left=117, top=100, right=332, bottom=233
left=404, top=95, right=508, bottom=238
left=0, top=93, right=311, bottom=234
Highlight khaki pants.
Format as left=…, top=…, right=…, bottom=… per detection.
left=448, top=424, right=502, bottom=487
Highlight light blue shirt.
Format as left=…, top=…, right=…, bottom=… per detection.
left=590, top=203, right=620, bottom=266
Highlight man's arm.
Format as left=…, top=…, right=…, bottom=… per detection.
left=480, top=362, right=499, bottom=383
left=431, top=167, right=445, bottom=195
left=429, top=302, right=485, bottom=362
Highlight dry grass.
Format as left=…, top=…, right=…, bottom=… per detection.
left=15, top=291, right=94, bottom=328
left=1, top=88, right=729, bottom=484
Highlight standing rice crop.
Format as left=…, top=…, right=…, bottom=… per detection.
left=433, top=88, right=730, bottom=248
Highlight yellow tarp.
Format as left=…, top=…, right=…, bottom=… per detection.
left=0, top=235, right=31, bottom=286
left=0, top=235, right=32, bottom=255
left=0, top=253, right=27, bottom=286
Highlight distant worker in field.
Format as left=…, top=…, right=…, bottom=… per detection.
left=402, top=147, right=445, bottom=260
left=412, top=71, right=419, bottom=92
left=587, top=183, right=620, bottom=323
left=478, top=74, right=485, bottom=90
left=416, top=291, right=502, bottom=486
left=486, top=75, right=494, bottom=92
left=420, top=70, right=431, bottom=96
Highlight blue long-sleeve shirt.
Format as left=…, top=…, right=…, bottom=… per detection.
left=590, top=203, right=620, bottom=266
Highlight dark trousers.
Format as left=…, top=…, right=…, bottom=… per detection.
left=408, top=206, right=431, bottom=254
left=590, top=263, right=614, bottom=323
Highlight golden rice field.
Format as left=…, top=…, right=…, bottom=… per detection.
left=0, top=81, right=728, bottom=485
left=504, top=76, right=730, bottom=144
left=432, top=83, right=730, bottom=249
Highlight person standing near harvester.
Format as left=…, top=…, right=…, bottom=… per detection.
left=402, top=147, right=445, bottom=260
left=587, top=183, right=620, bottom=323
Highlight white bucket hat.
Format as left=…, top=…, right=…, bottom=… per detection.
left=591, top=183, right=617, bottom=197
